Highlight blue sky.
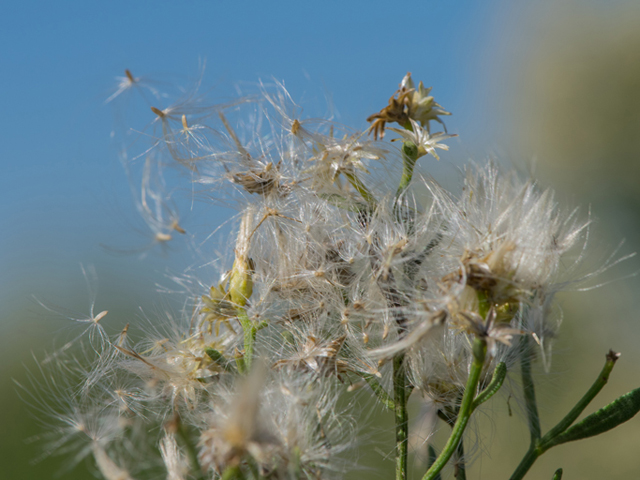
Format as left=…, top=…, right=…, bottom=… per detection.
left=0, top=0, right=519, bottom=317
left=4, top=0, right=636, bottom=348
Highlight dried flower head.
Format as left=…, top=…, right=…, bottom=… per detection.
left=367, top=73, right=451, bottom=139
left=25, top=65, right=629, bottom=480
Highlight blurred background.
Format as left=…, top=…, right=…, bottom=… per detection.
left=2, top=0, right=639, bottom=478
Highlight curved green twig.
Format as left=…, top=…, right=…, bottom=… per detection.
left=361, top=373, right=395, bottom=411
left=510, top=350, right=624, bottom=480
left=545, top=387, right=640, bottom=448
left=343, top=171, right=377, bottom=207
left=544, top=350, right=620, bottom=441
left=473, top=362, right=507, bottom=410
left=422, top=338, right=487, bottom=480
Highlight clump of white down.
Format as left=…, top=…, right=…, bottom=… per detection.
left=30, top=72, right=594, bottom=479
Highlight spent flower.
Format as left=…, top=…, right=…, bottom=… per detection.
left=388, top=118, right=455, bottom=160
left=367, top=72, right=451, bottom=139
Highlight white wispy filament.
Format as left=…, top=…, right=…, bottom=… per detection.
left=26, top=70, right=611, bottom=480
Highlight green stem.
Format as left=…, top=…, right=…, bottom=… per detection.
left=520, top=335, right=542, bottom=444
left=541, top=350, right=619, bottom=443
left=289, top=446, right=302, bottom=478
left=344, top=171, right=376, bottom=207
left=472, top=362, right=507, bottom=410
left=221, top=465, right=241, bottom=480
left=510, top=447, right=539, bottom=480
left=422, top=338, right=487, bottom=480
left=394, top=142, right=419, bottom=230
left=427, top=445, right=442, bottom=480
left=454, top=439, right=466, bottom=480
left=394, top=353, right=409, bottom=480
left=204, top=347, right=237, bottom=374
left=476, top=291, right=491, bottom=321
left=246, top=457, right=260, bottom=479
left=362, top=373, right=395, bottom=411
left=509, top=351, right=621, bottom=480
left=175, top=418, right=206, bottom=480
left=395, top=141, right=419, bottom=201
left=236, top=307, right=256, bottom=372
left=235, top=354, right=246, bottom=375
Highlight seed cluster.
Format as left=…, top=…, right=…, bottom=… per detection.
left=28, top=71, right=591, bottom=480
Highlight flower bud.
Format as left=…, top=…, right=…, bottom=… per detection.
left=229, top=210, right=255, bottom=306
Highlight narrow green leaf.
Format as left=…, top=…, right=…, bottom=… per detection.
left=235, top=354, right=246, bottom=375
left=342, top=171, right=378, bottom=207
left=511, top=350, right=622, bottom=480
left=552, top=468, right=563, bottom=480
left=281, top=330, right=295, bottom=345
left=204, top=347, right=236, bottom=373
left=544, top=350, right=620, bottom=441
left=361, top=373, right=395, bottom=411
left=473, top=362, right=507, bottom=409
left=549, top=387, right=640, bottom=447
left=319, top=193, right=368, bottom=213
